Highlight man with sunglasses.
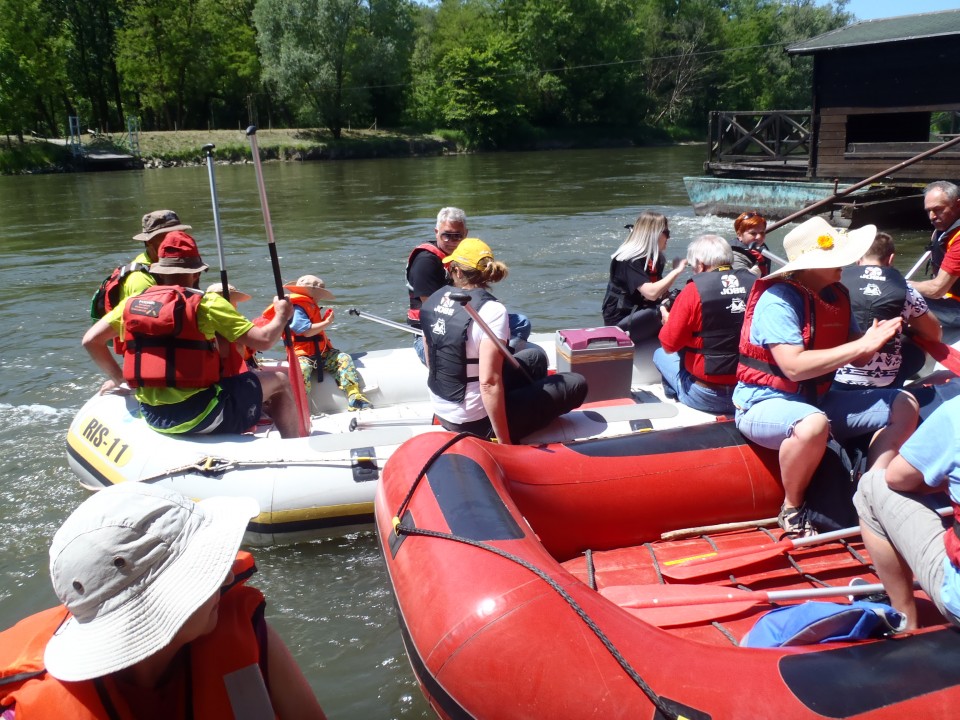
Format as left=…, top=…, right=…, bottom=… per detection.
left=406, top=207, right=530, bottom=363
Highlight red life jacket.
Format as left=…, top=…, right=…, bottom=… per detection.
left=91, top=262, right=153, bottom=355
left=0, top=553, right=276, bottom=720
left=737, top=277, right=851, bottom=402
left=930, top=225, right=960, bottom=299
left=121, top=286, right=220, bottom=389
left=405, top=243, right=447, bottom=324
left=262, top=294, right=331, bottom=358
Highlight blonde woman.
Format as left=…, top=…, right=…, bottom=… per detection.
left=601, top=211, right=687, bottom=342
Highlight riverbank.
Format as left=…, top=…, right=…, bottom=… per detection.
left=0, top=124, right=674, bottom=174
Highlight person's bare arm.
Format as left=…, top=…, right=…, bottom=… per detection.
left=911, top=269, right=957, bottom=299
left=768, top=317, right=901, bottom=380
left=638, top=260, right=688, bottom=301
left=264, top=622, right=328, bottom=720
left=241, top=299, right=293, bottom=351
left=82, top=319, right=126, bottom=394
left=478, top=338, right=510, bottom=444
left=907, top=307, right=943, bottom=343
left=885, top=454, right=941, bottom=493
left=297, top=308, right=335, bottom=338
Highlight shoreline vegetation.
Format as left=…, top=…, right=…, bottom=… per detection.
left=0, top=125, right=680, bottom=175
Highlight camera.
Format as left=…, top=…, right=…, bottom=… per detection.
left=659, top=288, right=681, bottom=312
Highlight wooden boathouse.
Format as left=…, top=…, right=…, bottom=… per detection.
left=685, top=9, right=960, bottom=227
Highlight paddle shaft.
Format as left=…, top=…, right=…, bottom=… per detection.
left=765, top=134, right=960, bottom=233
left=913, top=335, right=960, bottom=376
left=447, top=291, right=529, bottom=380
left=633, top=582, right=889, bottom=609
left=246, top=125, right=310, bottom=437
left=349, top=308, right=423, bottom=336
left=202, top=143, right=230, bottom=303
left=905, top=250, right=932, bottom=280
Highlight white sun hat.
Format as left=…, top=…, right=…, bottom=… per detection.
left=765, top=216, right=876, bottom=279
left=44, top=483, right=258, bottom=682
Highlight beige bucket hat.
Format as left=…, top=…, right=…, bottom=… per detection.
left=283, top=275, right=336, bottom=301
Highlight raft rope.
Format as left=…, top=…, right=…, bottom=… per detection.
left=391, top=433, right=690, bottom=720
left=395, top=523, right=688, bottom=720
left=138, top=454, right=378, bottom=483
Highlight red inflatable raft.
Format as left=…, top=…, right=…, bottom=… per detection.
left=375, top=425, right=960, bottom=719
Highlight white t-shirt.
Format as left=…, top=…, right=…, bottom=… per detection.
left=429, top=299, right=509, bottom=423
left=835, top=285, right=929, bottom=387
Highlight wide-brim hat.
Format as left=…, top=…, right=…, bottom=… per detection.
left=44, top=484, right=258, bottom=682
left=284, top=275, right=335, bottom=301
left=133, top=210, right=191, bottom=242
left=765, top=217, right=876, bottom=279
left=206, top=282, right=251, bottom=303
left=150, top=230, right=209, bottom=275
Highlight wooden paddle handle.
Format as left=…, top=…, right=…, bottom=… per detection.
left=660, top=517, right=778, bottom=541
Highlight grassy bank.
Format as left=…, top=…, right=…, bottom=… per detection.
left=0, top=123, right=680, bottom=174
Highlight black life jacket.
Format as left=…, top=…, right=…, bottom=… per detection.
left=687, top=267, right=756, bottom=377
left=122, top=286, right=220, bottom=389
left=405, top=242, right=447, bottom=327
left=731, top=244, right=771, bottom=276
left=601, top=255, right=663, bottom=325
left=421, top=287, right=497, bottom=403
left=841, top=264, right=906, bottom=355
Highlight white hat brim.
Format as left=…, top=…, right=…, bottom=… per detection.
left=764, top=224, right=876, bottom=279
left=43, top=493, right=258, bottom=682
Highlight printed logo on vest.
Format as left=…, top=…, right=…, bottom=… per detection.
left=860, top=267, right=884, bottom=280
left=129, top=298, right=162, bottom=318
left=862, top=283, right=882, bottom=297
left=727, top=297, right=747, bottom=314
left=720, top=274, right=747, bottom=296
left=430, top=318, right=446, bottom=335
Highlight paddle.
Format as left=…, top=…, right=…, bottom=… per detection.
left=246, top=126, right=311, bottom=438
left=447, top=291, right=532, bottom=381
left=601, top=581, right=894, bottom=627
left=348, top=308, right=424, bottom=336
left=202, top=144, right=230, bottom=303
left=765, top=133, right=960, bottom=233
left=661, top=506, right=952, bottom=580
left=905, top=250, right=932, bottom=281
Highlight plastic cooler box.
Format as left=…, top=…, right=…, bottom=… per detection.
left=555, top=327, right=634, bottom=403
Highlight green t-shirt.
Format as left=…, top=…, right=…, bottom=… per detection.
left=106, top=289, right=255, bottom=406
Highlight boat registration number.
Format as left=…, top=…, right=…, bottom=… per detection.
left=78, top=416, right=132, bottom=466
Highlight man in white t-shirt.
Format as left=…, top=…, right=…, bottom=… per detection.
left=836, top=232, right=941, bottom=388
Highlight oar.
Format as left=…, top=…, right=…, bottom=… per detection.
left=905, top=250, right=932, bottom=280
left=661, top=506, right=952, bottom=581
left=202, top=143, right=230, bottom=303
left=246, top=125, right=311, bottom=437
left=448, top=291, right=531, bottom=381
left=348, top=308, right=423, bottom=336
left=601, top=581, right=896, bottom=627
left=913, top=335, right=960, bottom=376
left=761, top=248, right=787, bottom=267
left=765, top=133, right=960, bottom=233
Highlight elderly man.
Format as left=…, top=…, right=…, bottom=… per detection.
left=406, top=207, right=531, bottom=363
left=910, top=181, right=960, bottom=327
left=83, top=231, right=301, bottom=438
left=653, top=234, right=755, bottom=414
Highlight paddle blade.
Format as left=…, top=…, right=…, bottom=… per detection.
left=285, top=343, right=311, bottom=437
left=660, top=541, right=792, bottom=580
left=600, top=584, right=759, bottom=627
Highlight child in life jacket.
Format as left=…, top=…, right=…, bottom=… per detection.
left=264, top=275, right=372, bottom=410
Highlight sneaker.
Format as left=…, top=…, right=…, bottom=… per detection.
left=778, top=503, right=817, bottom=538
left=347, top=393, right=372, bottom=411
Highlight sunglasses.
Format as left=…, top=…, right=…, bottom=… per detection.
left=662, top=228, right=671, bottom=239
left=440, top=232, right=464, bottom=242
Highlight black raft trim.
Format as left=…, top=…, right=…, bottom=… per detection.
left=780, top=627, right=960, bottom=717
left=564, top=420, right=746, bottom=459
left=429, top=454, right=524, bottom=542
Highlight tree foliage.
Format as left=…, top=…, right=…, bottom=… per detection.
left=0, top=0, right=854, bottom=145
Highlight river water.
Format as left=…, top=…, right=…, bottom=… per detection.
left=0, top=145, right=935, bottom=718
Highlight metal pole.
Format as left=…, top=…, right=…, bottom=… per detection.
left=202, top=143, right=230, bottom=302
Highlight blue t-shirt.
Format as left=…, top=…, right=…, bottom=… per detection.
left=898, top=396, right=960, bottom=618
left=290, top=306, right=313, bottom=335
left=733, top=283, right=858, bottom=411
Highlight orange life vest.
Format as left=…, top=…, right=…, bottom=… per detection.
left=737, top=277, right=851, bottom=402
left=0, top=553, right=273, bottom=720
left=262, top=294, right=331, bottom=358
left=405, top=243, right=448, bottom=324
left=121, top=286, right=220, bottom=389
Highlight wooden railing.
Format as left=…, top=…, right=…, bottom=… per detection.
left=708, top=111, right=812, bottom=165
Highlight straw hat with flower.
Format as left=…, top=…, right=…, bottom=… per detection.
left=765, top=217, right=876, bottom=279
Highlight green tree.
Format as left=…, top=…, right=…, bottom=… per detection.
left=0, top=0, right=69, bottom=139
left=254, top=0, right=370, bottom=138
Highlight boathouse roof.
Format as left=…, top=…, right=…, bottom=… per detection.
left=787, top=9, right=960, bottom=55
